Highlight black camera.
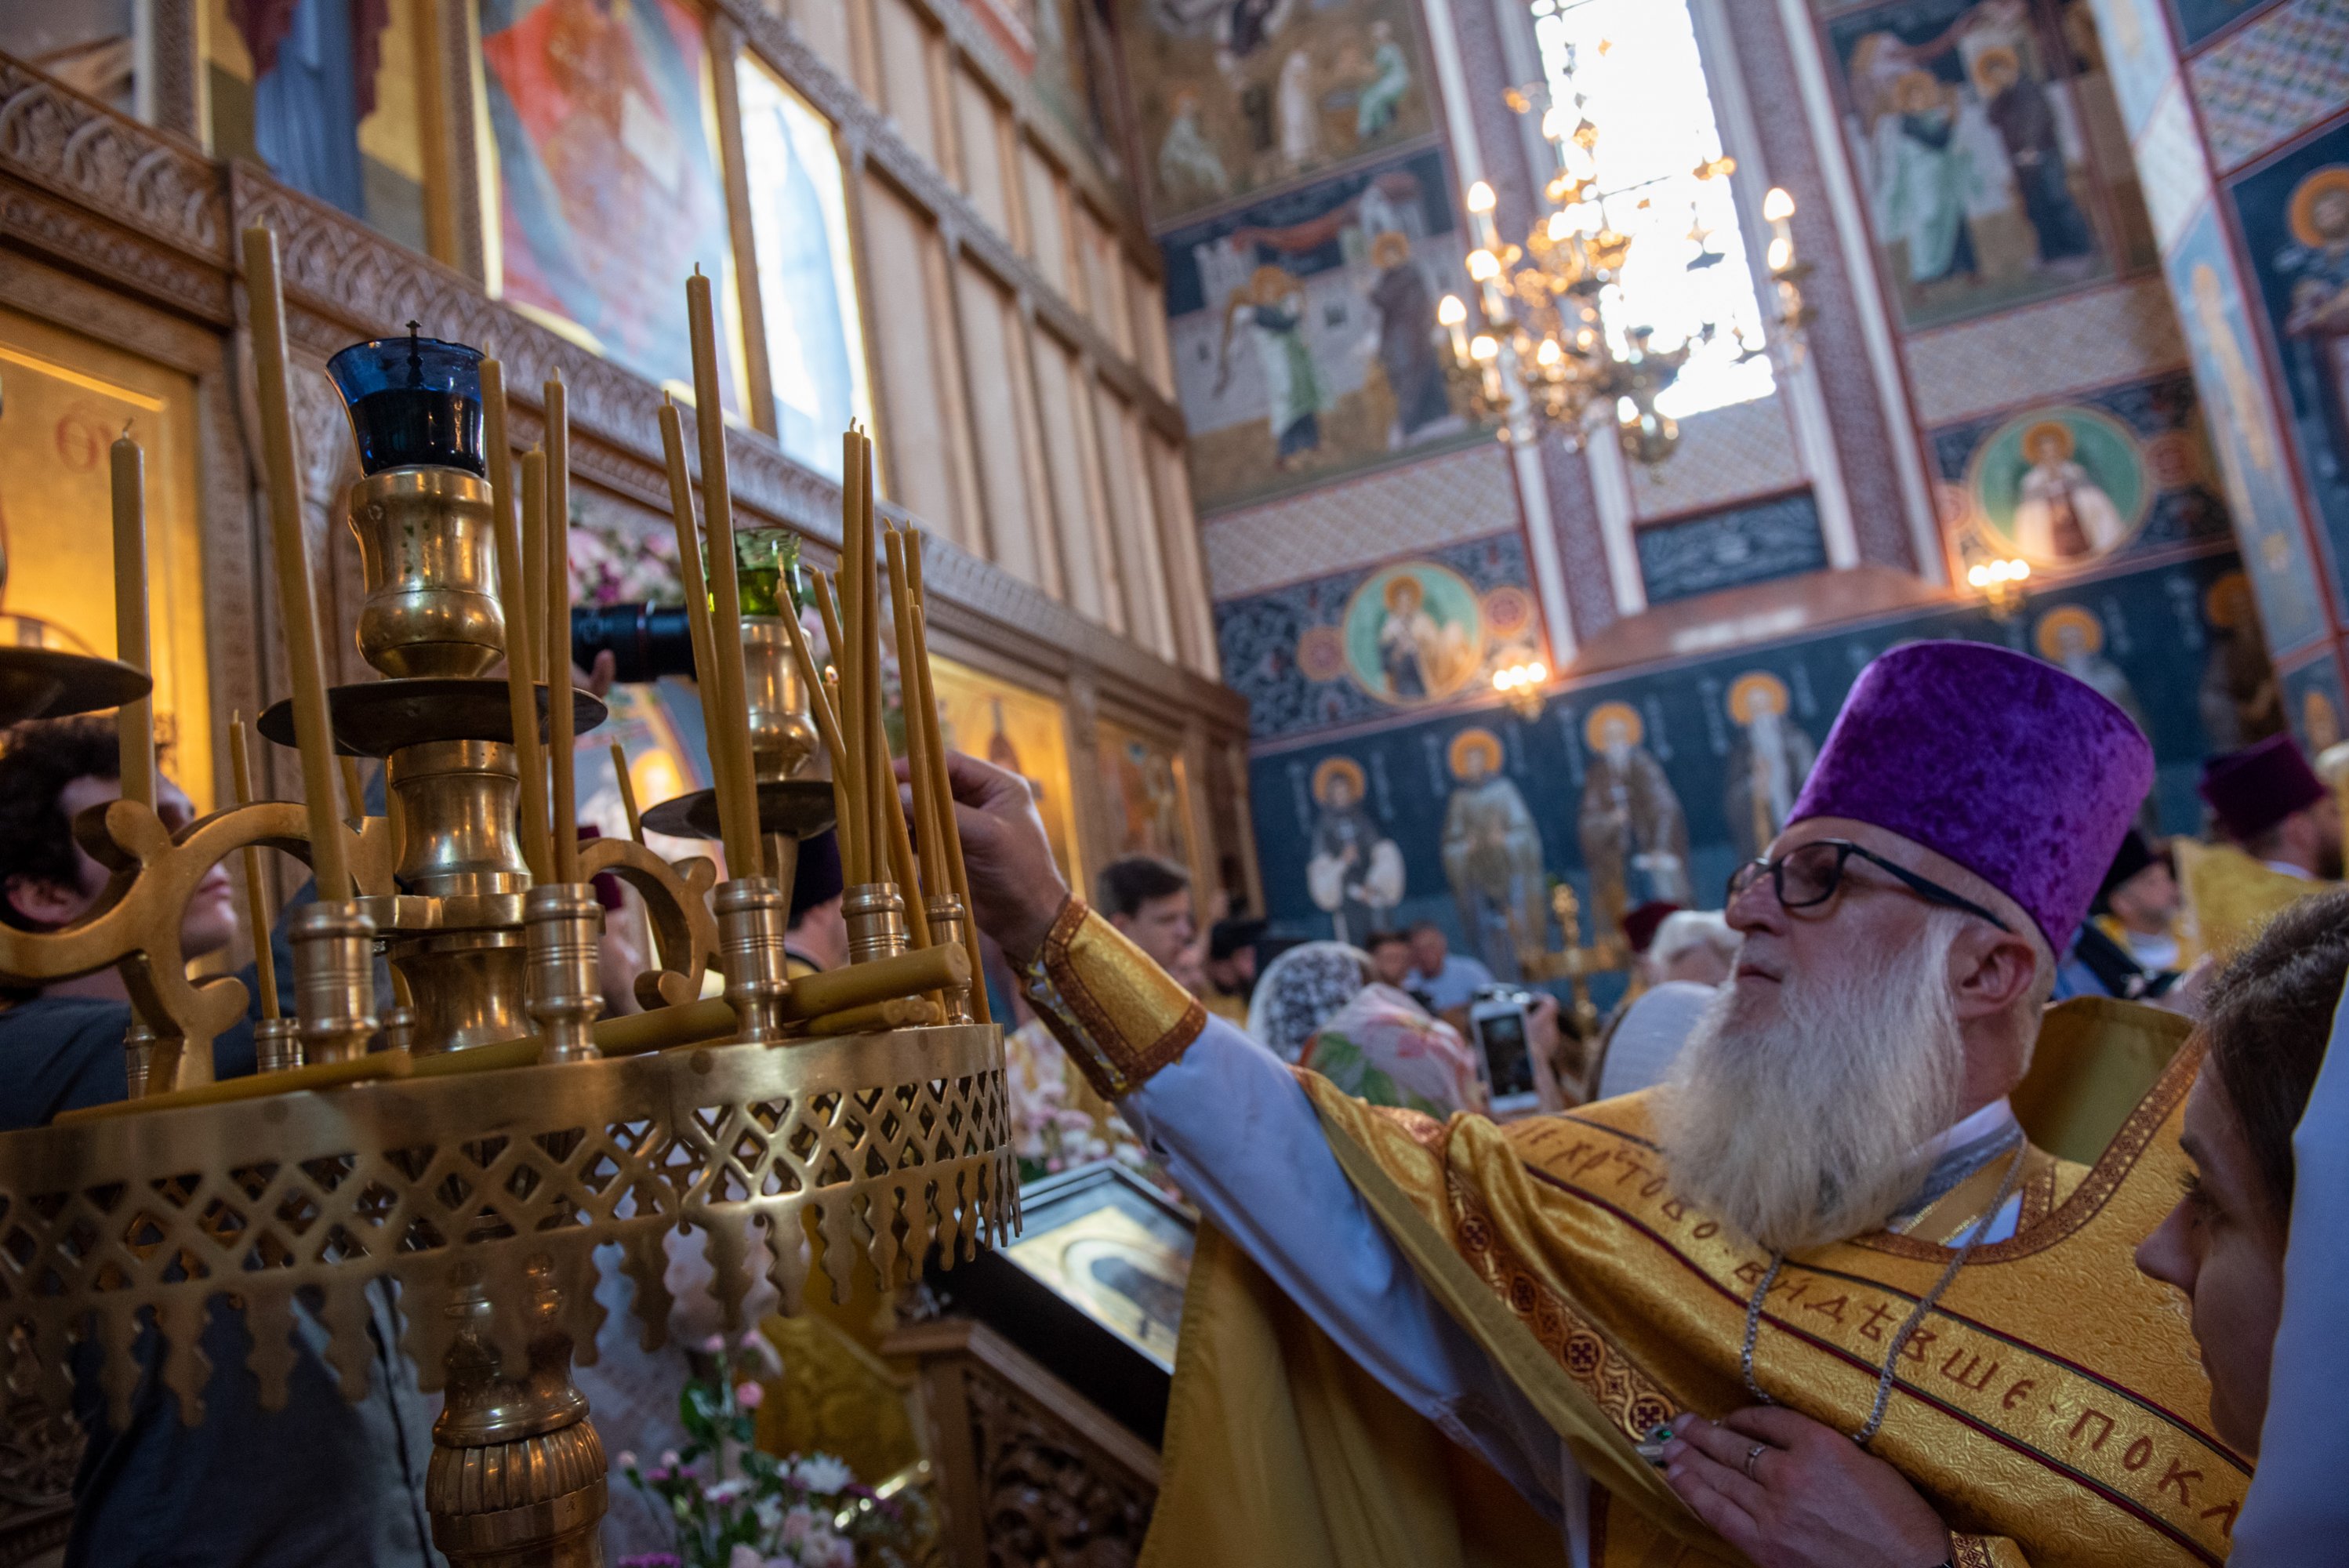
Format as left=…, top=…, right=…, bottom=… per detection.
left=571, top=602, right=697, bottom=684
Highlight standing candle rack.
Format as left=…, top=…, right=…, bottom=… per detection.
left=0, top=236, right=1011, bottom=1565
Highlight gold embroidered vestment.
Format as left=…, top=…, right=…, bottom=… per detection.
left=1026, top=903, right=2242, bottom=1566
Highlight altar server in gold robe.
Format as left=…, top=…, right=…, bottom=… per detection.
left=2176, top=733, right=2344, bottom=963
left=943, top=641, right=2238, bottom=1567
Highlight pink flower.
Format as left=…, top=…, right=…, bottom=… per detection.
left=735, top=1380, right=765, bottom=1409
left=700, top=1333, right=729, bottom=1355
left=616, top=1450, right=637, bottom=1470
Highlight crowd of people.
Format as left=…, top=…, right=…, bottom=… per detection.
left=2, top=634, right=2345, bottom=1563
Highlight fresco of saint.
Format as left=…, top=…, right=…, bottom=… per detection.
left=1577, top=702, right=1690, bottom=941
left=1305, top=757, right=1403, bottom=944
left=1440, top=729, right=1545, bottom=981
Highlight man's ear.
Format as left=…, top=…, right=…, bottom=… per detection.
left=1950, top=924, right=2041, bottom=1019
left=5, top=875, right=85, bottom=930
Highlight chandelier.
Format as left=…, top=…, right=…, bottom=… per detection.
left=1438, top=52, right=1810, bottom=466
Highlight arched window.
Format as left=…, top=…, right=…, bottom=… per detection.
left=1530, top=0, right=1774, bottom=418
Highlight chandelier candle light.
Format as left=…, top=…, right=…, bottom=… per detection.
left=1437, top=56, right=1809, bottom=464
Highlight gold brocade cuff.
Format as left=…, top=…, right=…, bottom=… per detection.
left=1951, top=1535, right=2029, bottom=1568
left=1022, top=897, right=1207, bottom=1100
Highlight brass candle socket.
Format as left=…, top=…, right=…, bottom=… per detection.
left=714, top=877, right=790, bottom=1045
left=924, top=894, right=975, bottom=1025
left=741, top=616, right=819, bottom=783
left=525, top=884, right=606, bottom=1065
left=347, top=467, right=506, bottom=678
left=844, top=882, right=909, bottom=967
left=122, top=1018, right=157, bottom=1098
left=292, top=899, right=381, bottom=1064
left=253, top=1015, right=302, bottom=1074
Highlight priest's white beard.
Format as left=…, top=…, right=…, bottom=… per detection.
left=1657, top=906, right=1968, bottom=1254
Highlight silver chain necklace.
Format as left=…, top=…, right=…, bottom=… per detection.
left=1739, top=1134, right=2028, bottom=1447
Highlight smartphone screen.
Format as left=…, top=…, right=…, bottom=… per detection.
left=1475, top=1007, right=1535, bottom=1100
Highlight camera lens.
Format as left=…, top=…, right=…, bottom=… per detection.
left=571, top=602, right=698, bottom=684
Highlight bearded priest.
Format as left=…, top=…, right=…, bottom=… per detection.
left=946, top=641, right=2238, bottom=1568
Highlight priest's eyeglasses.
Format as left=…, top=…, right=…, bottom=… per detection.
left=1726, top=840, right=2013, bottom=932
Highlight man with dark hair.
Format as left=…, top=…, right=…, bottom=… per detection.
left=1201, top=916, right=1265, bottom=1025
left=1094, top=855, right=1196, bottom=972
left=0, top=715, right=434, bottom=1566
left=1363, top=928, right=1414, bottom=991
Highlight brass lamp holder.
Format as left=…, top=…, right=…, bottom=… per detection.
left=0, top=327, right=1009, bottom=1566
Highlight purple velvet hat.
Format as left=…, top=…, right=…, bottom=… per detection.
left=1786, top=641, right=2153, bottom=948
left=2198, top=734, right=2326, bottom=844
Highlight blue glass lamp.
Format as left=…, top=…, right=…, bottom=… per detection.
left=325, top=324, right=487, bottom=476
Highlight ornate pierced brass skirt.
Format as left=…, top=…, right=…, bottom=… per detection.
left=0, top=1025, right=1015, bottom=1431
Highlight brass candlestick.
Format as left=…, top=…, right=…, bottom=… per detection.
left=924, top=894, right=975, bottom=1025
left=290, top=899, right=380, bottom=1065
left=525, top=884, right=605, bottom=1064
left=844, top=882, right=909, bottom=966
left=715, top=877, right=790, bottom=1045
left=429, top=1262, right=606, bottom=1566
left=253, top=1015, right=301, bottom=1074
left=121, top=1019, right=156, bottom=1098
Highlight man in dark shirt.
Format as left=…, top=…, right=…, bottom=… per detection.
left=0, top=716, right=434, bottom=1566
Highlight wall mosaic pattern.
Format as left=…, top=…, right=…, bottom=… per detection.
left=2187, top=0, right=2349, bottom=172
left=1636, top=492, right=1831, bottom=604
left=1903, top=277, right=2188, bottom=424
left=1196, top=441, right=1517, bottom=599
left=1625, top=397, right=1807, bottom=522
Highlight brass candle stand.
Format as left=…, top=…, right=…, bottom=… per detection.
left=0, top=295, right=1011, bottom=1566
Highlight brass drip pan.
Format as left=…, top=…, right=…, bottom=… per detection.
left=0, top=647, right=150, bottom=727
left=641, top=779, right=837, bottom=842
left=258, top=677, right=608, bottom=757
left=0, top=1023, right=1012, bottom=1428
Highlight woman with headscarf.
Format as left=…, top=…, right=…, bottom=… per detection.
left=1247, top=940, right=1486, bottom=1116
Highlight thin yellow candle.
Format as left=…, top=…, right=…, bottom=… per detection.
left=878, top=531, right=935, bottom=953
left=482, top=358, right=550, bottom=884
left=657, top=400, right=721, bottom=695
left=241, top=227, right=350, bottom=903
left=859, top=434, right=891, bottom=893
left=339, top=755, right=366, bottom=829
left=109, top=427, right=154, bottom=810
left=612, top=741, right=644, bottom=844
left=230, top=713, right=281, bottom=1021
left=684, top=270, right=761, bottom=880
left=543, top=379, right=579, bottom=886
left=522, top=445, right=547, bottom=693
left=908, top=585, right=989, bottom=1024
left=815, top=567, right=862, bottom=881
left=885, top=528, right=944, bottom=897
left=779, top=584, right=854, bottom=871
